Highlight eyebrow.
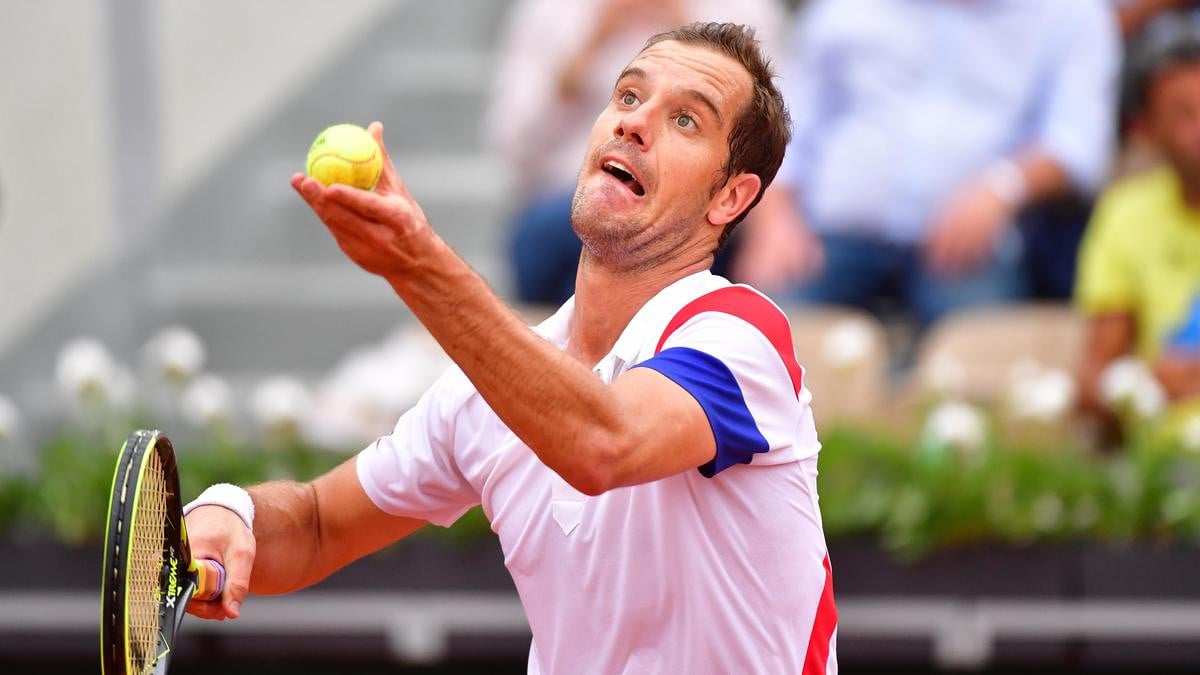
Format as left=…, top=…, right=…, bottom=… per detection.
left=617, top=66, right=648, bottom=83
left=615, top=67, right=725, bottom=126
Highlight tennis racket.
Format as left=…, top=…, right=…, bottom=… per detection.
left=101, top=429, right=226, bottom=674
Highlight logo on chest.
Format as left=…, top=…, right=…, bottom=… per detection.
left=550, top=479, right=586, bottom=536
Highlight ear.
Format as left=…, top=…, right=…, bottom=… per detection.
left=706, top=172, right=762, bottom=227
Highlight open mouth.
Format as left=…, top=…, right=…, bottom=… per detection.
left=602, top=160, right=645, bottom=197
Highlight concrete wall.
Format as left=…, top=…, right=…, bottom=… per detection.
left=0, top=0, right=392, bottom=356
left=156, top=0, right=392, bottom=193
left=0, top=1, right=114, bottom=356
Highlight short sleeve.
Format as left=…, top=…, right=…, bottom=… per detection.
left=633, top=289, right=810, bottom=477
left=1074, top=187, right=1138, bottom=316
left=356, top=368, right=480, bottom=527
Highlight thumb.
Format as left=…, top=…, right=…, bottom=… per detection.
left=367, top=121, right=409, bottom=198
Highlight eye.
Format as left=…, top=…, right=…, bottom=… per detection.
left=621, top=92, right=638, bottom=106
left=676, top=114, right=694, bottom=129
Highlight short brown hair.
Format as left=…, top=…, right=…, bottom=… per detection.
left=642, top=22, right=792, bottom=246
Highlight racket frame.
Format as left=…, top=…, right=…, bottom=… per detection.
left=101, top=430, right=205, bottom=675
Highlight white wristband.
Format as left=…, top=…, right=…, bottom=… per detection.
left=183, top=483, right=255, bottom=532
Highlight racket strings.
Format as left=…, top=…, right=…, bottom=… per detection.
left=128, top=447, right=169, bottom=671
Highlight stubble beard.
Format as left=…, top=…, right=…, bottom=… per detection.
left=569, top=184, right=698, bottom=274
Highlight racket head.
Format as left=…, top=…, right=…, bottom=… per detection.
left=101, top=429, right=199, bottom=675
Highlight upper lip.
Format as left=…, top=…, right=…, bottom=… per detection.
left=599, top=154, right=647, bottom=195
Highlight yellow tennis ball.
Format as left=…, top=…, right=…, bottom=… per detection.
left=305, top=123, right=383, bottom=190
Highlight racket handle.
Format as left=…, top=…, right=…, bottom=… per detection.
left=193, top=559, right=226, bottom=602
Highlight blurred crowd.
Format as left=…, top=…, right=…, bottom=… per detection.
left=487, top=0, right=1200, bottom=444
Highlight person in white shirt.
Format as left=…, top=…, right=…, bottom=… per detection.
left=185, top=22, right=837, bottom=675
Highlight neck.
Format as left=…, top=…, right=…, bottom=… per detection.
left=567, top=250, right=712, bottom=366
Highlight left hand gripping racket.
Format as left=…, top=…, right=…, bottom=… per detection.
left=101, top=429, right=226, bottom=674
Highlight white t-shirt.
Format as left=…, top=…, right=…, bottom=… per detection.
left=357, top=271, right=838, bottom=675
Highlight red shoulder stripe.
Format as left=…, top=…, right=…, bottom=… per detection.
left=654, top=285, right=803, bottom=396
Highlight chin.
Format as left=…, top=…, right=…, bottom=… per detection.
left=571, top=197, right=642, bottom=260
left=572, top=201, right=629, bottom=244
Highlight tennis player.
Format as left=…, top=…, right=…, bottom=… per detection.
left=185, top=22, right=837, bottom=674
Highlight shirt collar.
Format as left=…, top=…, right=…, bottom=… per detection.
left=532, top=270, right=720, bottom=377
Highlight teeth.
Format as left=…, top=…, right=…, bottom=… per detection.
left=605, top=160, right=633, bottom=176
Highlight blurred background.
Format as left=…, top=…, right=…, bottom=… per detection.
left=3, top=0, right=1200, bottom=672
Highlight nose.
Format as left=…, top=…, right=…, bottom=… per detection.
left=613, top=105, right=652, bottom=150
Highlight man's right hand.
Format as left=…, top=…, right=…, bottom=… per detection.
left=184, top=505, right=256, bottom=621
left=923, top=179, right=1014, bottom=279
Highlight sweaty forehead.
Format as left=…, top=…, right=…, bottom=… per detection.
left=626, top=41, right=753, bottom=124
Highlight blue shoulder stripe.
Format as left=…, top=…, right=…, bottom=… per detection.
left=634, top=346, right=770, bottom=477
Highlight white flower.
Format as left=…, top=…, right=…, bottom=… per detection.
left=303, top=387, right=377, bottom=449
left=1031, top=493, right=1064, bottom=532
left=378, top=327, right=451, bottom=402
left=821, top=318, right=874, bottom=370
left=108, top=365, right=137, bottom=411
left=310, top=326, right=451, bottom=447
left=1132, top=376, right=1167, bottom=419
left=55, top=337, right=117, bottom=403
left=924, top=355, right=966, bottom=398
left=250, top=375, right=312, bottom=433
left=143, top=326, right=206, bottom=383
left=1098, top=356, right=1166, bottom=419
left=1182, top=416, right=1200, bottom=453
left=922, top=399, right=987, bottom=452
left=1099, top=356, right=1151, bottom=408
left=1009, top=367, right=1077, bottom=423
left=0, top=394, right=18, bottom=441
left=181, top=375, right=234, bottom=428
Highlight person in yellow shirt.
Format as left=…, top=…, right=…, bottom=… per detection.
left=1077, top=33, right=1200, bottom=420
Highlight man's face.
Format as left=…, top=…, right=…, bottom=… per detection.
left=570, top=40, right=753, bottom=270
left=1148, top=63, right=1200, bottom=187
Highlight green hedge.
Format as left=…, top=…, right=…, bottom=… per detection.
left=2, top=423, right=1199, bottom=559
left=819, top=425, right=1200, bottom=557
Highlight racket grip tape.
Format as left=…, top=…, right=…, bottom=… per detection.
left=193, top=559, right=226, bottom=602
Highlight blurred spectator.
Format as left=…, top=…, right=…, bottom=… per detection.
left=1117, top=0, right=1200, bottom=40
left=487, top=0, right=785, bottom=305
left=1077, top=34, right=1200, bottom=420
left=1115, top=3, right=1200, bottom=174
left=734, top=0, right=1120, bottom=326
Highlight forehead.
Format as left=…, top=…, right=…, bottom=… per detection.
left=624, top=41, right=752, bottom=120
left=1151, top=61, right=1200, bottom=95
